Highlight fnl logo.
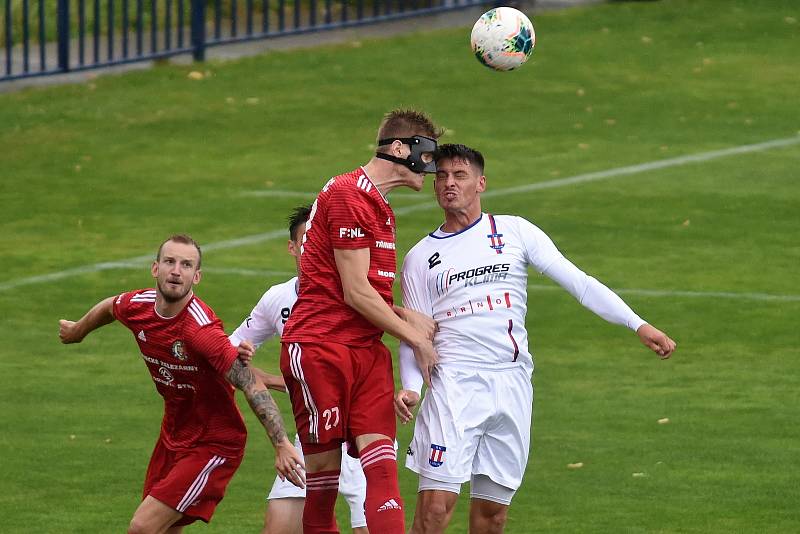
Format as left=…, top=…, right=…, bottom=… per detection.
left=429, top=444, right=446, bottom=467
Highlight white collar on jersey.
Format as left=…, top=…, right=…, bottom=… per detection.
left=429, top=213, right=484, bottom=239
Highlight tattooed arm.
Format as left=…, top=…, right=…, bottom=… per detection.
left=225, top=358, right=305, bottom=488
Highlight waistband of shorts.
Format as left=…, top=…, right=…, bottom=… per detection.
left=437, top=361, right=529, bottom=372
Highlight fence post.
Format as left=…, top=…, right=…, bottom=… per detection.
left=57, top=0, right=70, bottom=71
left=191, top=0, right=207, bottom=62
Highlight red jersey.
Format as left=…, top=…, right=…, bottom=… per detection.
left=113, top=289, right=246, bottom=457
left=282, top=168, right=397, bottom=347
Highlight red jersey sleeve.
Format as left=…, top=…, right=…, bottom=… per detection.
left=189, top=320, right=240, bottom=377
left=327, top=185, right=376, bottom=250
left=112, top=291, right=135, bottom=328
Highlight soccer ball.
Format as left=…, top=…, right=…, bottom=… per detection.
left=470, top=7, right=535, bottom=71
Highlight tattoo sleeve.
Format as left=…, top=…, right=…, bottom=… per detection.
left=226, top=359, right=288, bottom=446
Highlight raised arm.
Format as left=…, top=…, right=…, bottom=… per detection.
left=542, top=257, right=675, bottom=358
left=59, top=296, right=116, bottom=344
left=225, top=359, right=304, bottom=488
left=334, top=247, right=438, bottom=385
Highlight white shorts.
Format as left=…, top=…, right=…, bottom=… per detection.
left=267, top=435, right=368, bottom=528
left=405, top=363, right=533, bottom=491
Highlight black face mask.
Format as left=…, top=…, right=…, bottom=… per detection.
left=375, top=135, right=438, bottom=174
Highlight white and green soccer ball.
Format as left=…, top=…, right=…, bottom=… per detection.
left=470, top=6, right=536, bottom=71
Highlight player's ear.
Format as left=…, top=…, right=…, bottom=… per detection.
left=193, top=269, right=202, bottom=285
left=287, top=239, right=298, bottom=258
left=150, top=261, right=158, bottom=278
left=477, top=175, right=487, bottom=193
left=392, top=139, right=405, bottom=157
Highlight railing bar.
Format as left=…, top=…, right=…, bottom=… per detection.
left=79, top=0, right=86, bottom=65
left=38, top=0, right=46, bottom=69
left=356, top=0, right=363, bottom=21
left=22, top=0, right=30, bottom=72
left=341, top=0, right=347, bottom=22
left=309, top=0, right=315, bottom=27
left=177, top=0, right=184, bottom=47
left=93, top=0, right=99, bottom=63
left=135, top=0, right=142, bottom=55
left=214, top=0, right=221, bottom=39
left=246, top=0, right=252, bottom=35
left=4, top=0, right=12, bottom=75
left=293, top=0, right=299, bottom=28
left=122, top=0, right=129, bottom=58
left=325, top=0, right=330, bottom=25
left=278, top=0, right=284, bottom=32
left=165, top=0, right=171, bottom=49
left=231, top=0, right=237, bottom=37
left=108, top=0, right=114, bottom=60
left=150, top=0, right=157, bottom=52
left=262, top=0, right=268, bottom=33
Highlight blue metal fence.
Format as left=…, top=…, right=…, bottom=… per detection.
left=1, top=0, right=487, bottom=81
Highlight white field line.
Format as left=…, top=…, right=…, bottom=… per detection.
left=3, top=135, right=799, bottom=294
left=524, top=284, right=800, bottom=303
left=241, top=189, right=423, bottom=200
left=198, top=268, right=800, bottom=303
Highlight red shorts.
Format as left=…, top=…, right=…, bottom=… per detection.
left=142, top=439, right=243, bottom=526
left=280, top=340, right=396, bottom=454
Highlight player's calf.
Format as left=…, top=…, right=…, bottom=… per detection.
left=359, top=438, right=405, bottom=533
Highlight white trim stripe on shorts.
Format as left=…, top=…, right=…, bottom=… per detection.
left=176, top=455, right=226, bottom=512
left=288, top=343, right=319, bottom=442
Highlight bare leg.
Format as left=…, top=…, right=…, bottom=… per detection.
left=468, top=498, right=509, bottom=534
left=128, top=495, right=183, bottom=534
left=262, top=497, right=305, bottom=534
left=408, top=490, right=459, bottom=534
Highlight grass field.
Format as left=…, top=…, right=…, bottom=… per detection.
left=1, top=0, right=799, bottom=531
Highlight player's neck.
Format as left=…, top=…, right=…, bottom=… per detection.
left=442, top=209, right=482, bottom=233
left=362, top=159, right=412, bottom=197
left=155, top=291, right=193, bottom=318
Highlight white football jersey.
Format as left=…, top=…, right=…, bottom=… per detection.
left=229, top=277, right=298, bottom=347
left=401, top=213, right=645, bottom=384
left=401, top=214, right=554, bottom=373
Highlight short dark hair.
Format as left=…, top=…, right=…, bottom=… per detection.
left=434, top=143, right=485, bottom=174
left=377, top=109, right=444, bottom=153
left=288, top=204, right=312, bottom=242
left=157, top=234, right=202, bottom=267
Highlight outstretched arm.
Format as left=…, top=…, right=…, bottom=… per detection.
left=225, top=359, right=305, bottom=488
left=543, top=257, right=676, bottom=358
left=59, top=296, right=116, bottom=344
left=251, top=366, right=288, bottom=392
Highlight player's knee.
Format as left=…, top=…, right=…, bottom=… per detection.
left=127, top=517, right=152, bottom=534
left=481, top=508, right=508, bottom=532
left=418, top=499, right=452, bottom=531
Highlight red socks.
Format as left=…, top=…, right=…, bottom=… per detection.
left=303, top=469, right=340, bottom=534
left=359, top=439, right=405, bottom=533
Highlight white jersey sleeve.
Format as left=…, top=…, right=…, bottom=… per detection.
left=229, top=277, right=299, bottom=347
left=398, top=244, right=432, bottom=394
left=516, top=218, right=646, bottom=331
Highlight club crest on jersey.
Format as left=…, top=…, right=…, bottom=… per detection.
left=172, top=340, right=187, bottom=361
left=486, top=214, right=505, bottom=254
left=429, top=444, right=446, bottom=467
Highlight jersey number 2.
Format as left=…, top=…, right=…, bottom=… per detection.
left=323, top=407, right=340, bottom=430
